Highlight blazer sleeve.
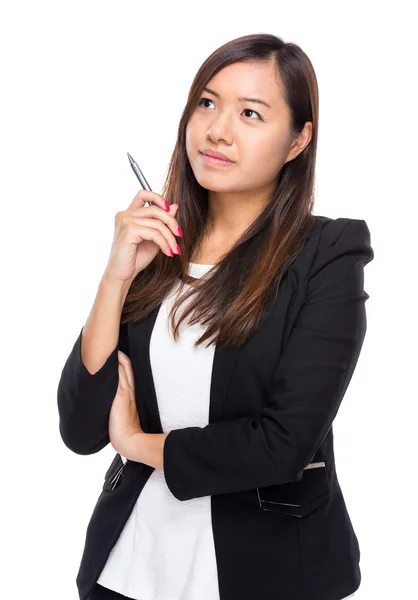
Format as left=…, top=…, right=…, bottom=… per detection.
left=57, top=321, right=130, bottom=455
left=163, top=218, right=374, bottom=501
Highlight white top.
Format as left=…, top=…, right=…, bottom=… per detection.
left=96, top=261, right=356, bottom=600
left=97, top=262, right=221, bottom=600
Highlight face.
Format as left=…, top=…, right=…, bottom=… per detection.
left=185, top=60, right=311, bottom=197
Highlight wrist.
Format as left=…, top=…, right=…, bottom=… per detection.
left=100, top=272, right=133, bottom=302
left=120, top=432, right=168, bottom=471
left=101, top=271, right=133, bottom=288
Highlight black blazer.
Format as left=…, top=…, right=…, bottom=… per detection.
left=57, top=215, right=374, bottom=600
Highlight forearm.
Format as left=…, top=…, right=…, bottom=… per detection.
left=81, top=273, right=133, bottom=374
left=57, top=273, right=134, bottom=455
left=120, top=432, right=169, bottom=471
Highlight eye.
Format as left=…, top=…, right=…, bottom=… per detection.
left=197, top=97, right=264, bottom=121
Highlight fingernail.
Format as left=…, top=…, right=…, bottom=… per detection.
left=176, top=244, right=181, bottom=255
left=163, top=200, right=170, bottom=211
left=177, top=226, right=183, bottom=237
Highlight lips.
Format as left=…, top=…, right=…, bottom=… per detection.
left=200, top=153, right=235, bottom=166
left=200, top=150, right=233, bottom=163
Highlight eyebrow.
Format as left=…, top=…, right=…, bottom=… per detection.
left=203, top=86, right=272, bottom=109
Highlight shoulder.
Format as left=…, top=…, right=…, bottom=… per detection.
left=285, top=215, right=373, bottom=283
left=309, top=216, right=374, bottom=278
left=313, top=215, right=371, bottom=246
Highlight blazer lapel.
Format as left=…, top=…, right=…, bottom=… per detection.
left=128, top=303, right=244, bottom=432
left=129, top=304, right=163, bottom=435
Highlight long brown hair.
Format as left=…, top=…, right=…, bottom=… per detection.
left=122, top=33, right=319, bottom=348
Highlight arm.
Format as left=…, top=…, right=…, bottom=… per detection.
left=57, top=274, right=132, bottom=455
left=163, top=219, right=374, bottom=501
left=119, top=432, right=169, bottom=471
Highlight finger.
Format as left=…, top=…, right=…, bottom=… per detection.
left=128, top=190, right=169, bottom=212
left=129, top=217, right=180, bottom=255
left=118, top=363, right=129, bottom=391
left=128, top=222, right=176, bottom=259
left=119, top=351, right=135, bottom=390
left=127, top=207, right=181, bottom=238
left=129, top=214, right=181, bottom=241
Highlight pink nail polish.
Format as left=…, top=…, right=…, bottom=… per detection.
left=177, top=226, right=183, bottom=237
left=176, top=244, right=181, bottom=255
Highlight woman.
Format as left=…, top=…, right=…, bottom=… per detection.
left=57, top=33, right=373, bottom=600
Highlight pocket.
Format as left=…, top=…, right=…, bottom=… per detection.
left=256, top=462, right=330, bottom=518
left=102, top=453, right=125, bottom=491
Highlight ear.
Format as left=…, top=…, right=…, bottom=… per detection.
left=284, top=121, right=312, bottom=164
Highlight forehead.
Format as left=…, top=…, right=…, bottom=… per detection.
left=205, top=61, right=284, bottom=109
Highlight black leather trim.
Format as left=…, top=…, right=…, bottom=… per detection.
left=257, top=464, right=330, bottom=518
left=102, top=453, right=125, bottom=491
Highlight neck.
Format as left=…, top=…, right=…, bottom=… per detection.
left=205, top=186, right=273, bottom=240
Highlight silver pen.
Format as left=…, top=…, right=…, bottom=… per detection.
left=127, top=152, right=154, bottom=207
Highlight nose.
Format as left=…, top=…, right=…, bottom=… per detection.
left=207, top=113, right=234, bottom=144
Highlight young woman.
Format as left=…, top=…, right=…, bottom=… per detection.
left=57, top=33, right=373, bottom=600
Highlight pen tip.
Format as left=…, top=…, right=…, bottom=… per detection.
left=127, top=152, right=134, bottom=164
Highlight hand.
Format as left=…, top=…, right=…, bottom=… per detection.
left=109, top=350, right=143, bottom=454
left=104, top=191, right=181, bottom=283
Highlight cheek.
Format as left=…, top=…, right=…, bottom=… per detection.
left=185, top=114, right=201, bottom=143
left=185, top=121, right=202, bottom=161
left=240, top=137, right=285, bottom=182
left=185, top=124, right=192, bottom=153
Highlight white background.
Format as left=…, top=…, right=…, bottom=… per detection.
left=1, top=1, right=416, bottom=598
